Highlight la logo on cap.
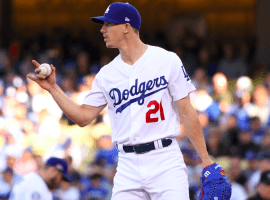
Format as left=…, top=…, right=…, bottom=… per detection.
left=56, top=164, right=63, bottom=171
left=105, top=5, right=110, bottom=14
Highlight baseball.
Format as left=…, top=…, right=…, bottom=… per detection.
left=38, top=63, right=52, bottom=77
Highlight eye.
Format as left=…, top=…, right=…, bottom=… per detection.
left=104, top=22, right=112, bottom=27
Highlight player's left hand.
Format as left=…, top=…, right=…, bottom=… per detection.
left=198, top=163, right=232, bottom=200
left=27, top=60, right=57, bottom=91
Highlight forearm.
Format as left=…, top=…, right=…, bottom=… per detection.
left=48, top=84, right=87, bottom=126
left=180, top=107, right=213, bottom=167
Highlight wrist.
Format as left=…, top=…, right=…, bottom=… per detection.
left=201, top=156, right=214, bottom=169
left=48, top=84, right=58, bottom=93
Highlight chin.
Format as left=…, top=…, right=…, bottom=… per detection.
left=105, top=42, right=118, bottom=49
left=106, top=43, right=114, bottom=48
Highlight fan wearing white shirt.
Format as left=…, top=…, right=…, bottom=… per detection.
left=54, top=178, right=80, bottom=200
left=9, top=157, right=70, bottom=200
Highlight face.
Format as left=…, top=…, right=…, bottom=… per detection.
left=6, top=156, right=16, bottom=167
left=100, top=22, right=126, bottom=48
left=213, top=73, right=228, bottom=94
left=46, top=167, right=64, bottom=190
left=3, top=172, right=13, bottom=183
left=254, top=86, right=268, bottom=107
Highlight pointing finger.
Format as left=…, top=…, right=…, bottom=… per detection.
left=32, top=60, right=40, bottom=68
left=50, top=64, right=55, bottom=71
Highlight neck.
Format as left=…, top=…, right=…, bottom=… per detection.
left=119, top=37, right=148, bottom=66
left=6, top=178, right=12, bottom=185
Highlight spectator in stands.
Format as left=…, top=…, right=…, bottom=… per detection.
left=261, top=132, right=270, bottom=152
left=247, top=150, right=270, bottom=196
left=228, top=157, right=248, bottom=200
left=54, top=178, right=80, bottom=200
left=249, top=85, right=270, bottom=128
left=211, top=72, right=233, bottom=113
left=197, top=45, right=219, bottom=78
left=13, top=147, right=37, bottom=175
left=83, top=173, right=108, bottom=200
left=18, top=53, right=36, bottom=78
left=0, top=42, right=8, bottom=78
left=224, top=76, right=253, bottom=131
left=34, top=155, right=44, bottom=171
left=250, top=117, right=266, bottom=145
left=263, top=71, right=270, bottom=98
left=206, top=127, right=229, bottom=158
left=192, top=68, right=212, bottom=94
left=222, top=115, right=240, bottom=152
left=197, top=112, right=209, bottom=139
left=237, top=130, right=260, bottom=159
left=76, top=51, right=91, bottom=83
left=248, top=170, right=270, bottom=200
left=94, top=135, right=118, bottom=168
left=0, top=133, right=22, bottom=172
left=198, top=46, right=210, bottom=70
left=65, top=155, right=81, bottom=187
left=173, top=45, right=197, bottom=77
left=218, top=42, right=248, bottom=80
left=191, top=89, right=221, bottom=123
left=237, top=151, right=258, bottom=190
left=5, top=156, right=16, bottom=169
left=90, top=54, right=111, bottom=74
left=0, top=167, right=15, bottom=199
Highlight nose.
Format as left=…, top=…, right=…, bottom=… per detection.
left=100, top=25, right=106, bottom=33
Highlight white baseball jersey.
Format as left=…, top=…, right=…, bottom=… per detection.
left=9, top=172, right=52, bottom=200
left=83, top=45, right=196, bottom=145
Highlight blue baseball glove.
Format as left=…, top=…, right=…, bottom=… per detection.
left=198, top=163, right=232, bottom=200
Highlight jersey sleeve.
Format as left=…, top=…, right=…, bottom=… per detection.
left=168, top=53, right=196, bottom=101
left=83, top=72, right=107, bottom=107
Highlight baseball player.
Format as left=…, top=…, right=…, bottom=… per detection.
left=9, top=157, right=70, bottom=200
left=27, top=2, right=231, bottom=200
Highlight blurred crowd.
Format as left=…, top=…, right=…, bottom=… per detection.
left=0, top=28, right=270, bottom=200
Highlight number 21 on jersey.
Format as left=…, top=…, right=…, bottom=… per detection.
left=146, top=100, right=165, bottom=123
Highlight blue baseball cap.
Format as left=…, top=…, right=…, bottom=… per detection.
left=4, top=167, right=13, bottom=174
left=91, top=2, right=141, bottom=30
left=46, top=157, right=71, bottom=182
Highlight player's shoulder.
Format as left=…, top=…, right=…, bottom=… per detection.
left=23, top=173, right=48, bottom=189
left=98, top=54, right=120, bottom=74
left=149, top=45, right=177, bottom=59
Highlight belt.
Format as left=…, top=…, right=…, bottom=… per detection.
left=118, top=139, right=172, bottom=154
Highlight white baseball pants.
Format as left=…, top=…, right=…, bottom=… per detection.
left=112, top=138, right=190, bottom=200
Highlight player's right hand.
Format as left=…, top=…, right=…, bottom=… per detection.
left=27, top=60, right=57, bottom=91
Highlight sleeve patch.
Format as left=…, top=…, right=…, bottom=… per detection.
left=31, top=192, right=41, bottom=200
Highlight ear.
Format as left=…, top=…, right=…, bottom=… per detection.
left=123, top=23, right=131, bottom=34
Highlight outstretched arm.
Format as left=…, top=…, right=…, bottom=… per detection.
left=27, top=60, right=106, bottom=127
left=175, top=94, right=213, bottom=168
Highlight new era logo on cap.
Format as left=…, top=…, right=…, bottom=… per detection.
left=105, top=5, right=110, bottom=14
left=56, top=164, right=63, bottom=171
left=267, top=172, right=270, bottom=179
left=125, top=17, right=130, bottom=21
